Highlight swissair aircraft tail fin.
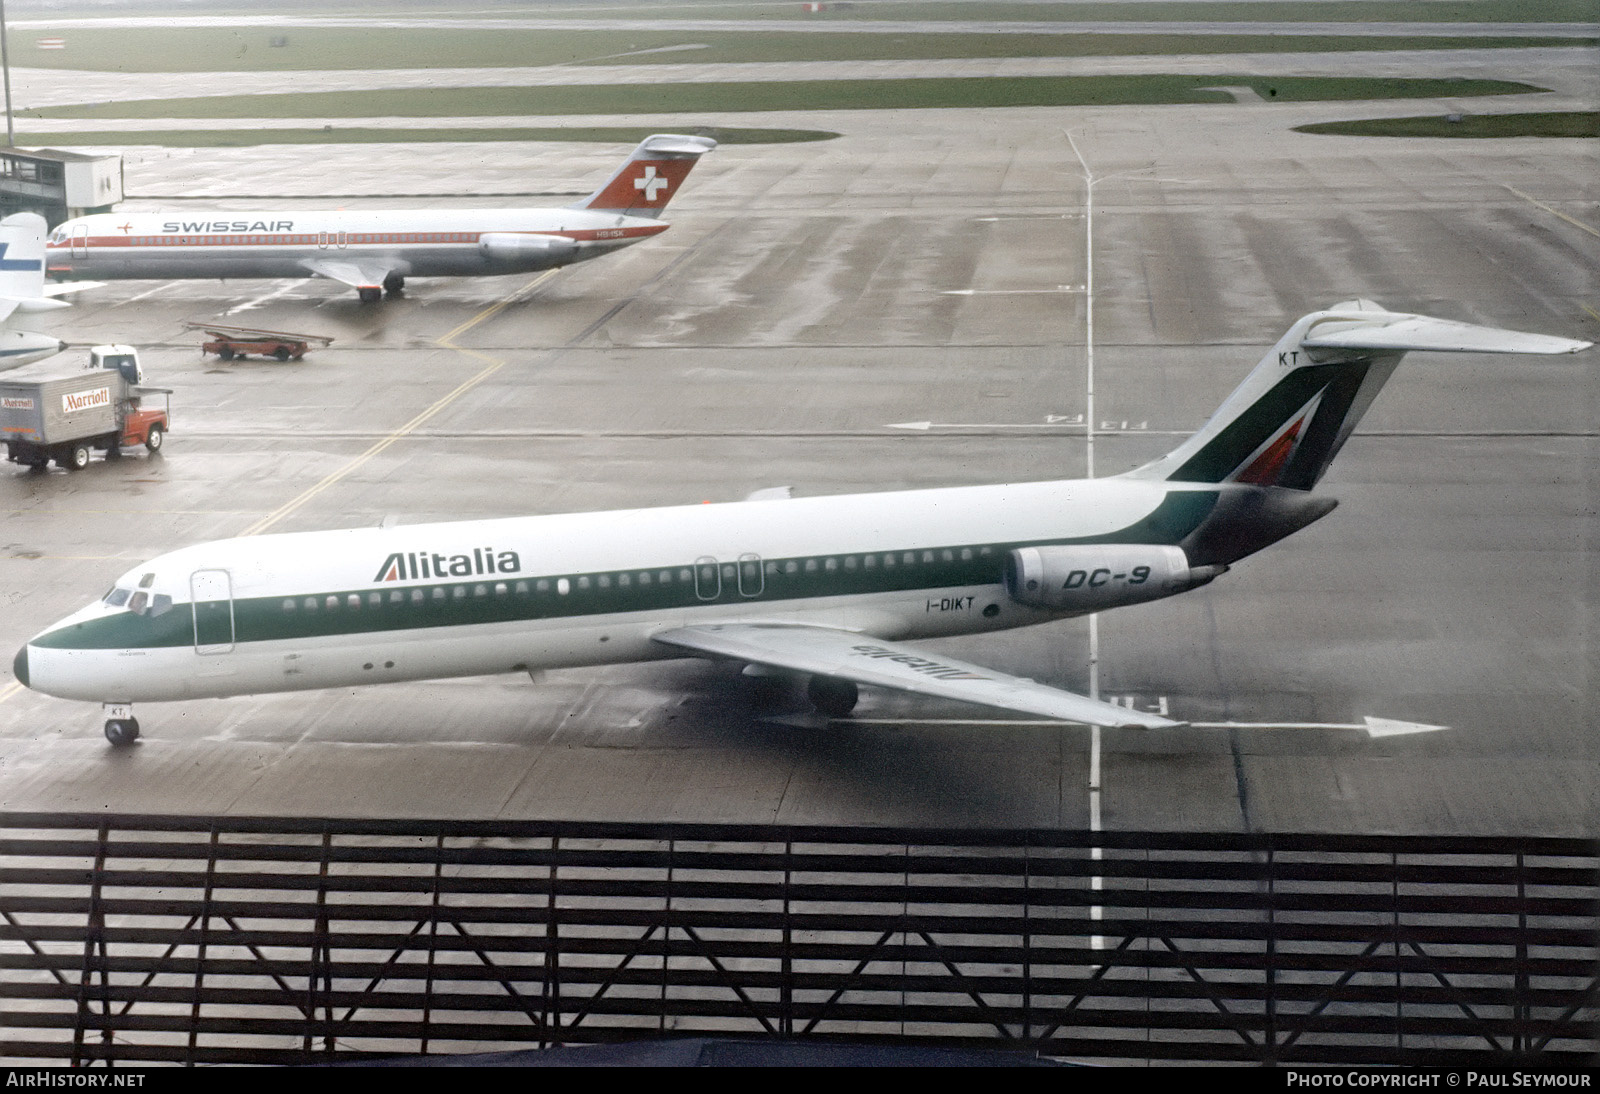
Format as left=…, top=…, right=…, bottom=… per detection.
left=1125, top=300, right=1591, bottom=489
left=571, top=134, right=717, bottom=218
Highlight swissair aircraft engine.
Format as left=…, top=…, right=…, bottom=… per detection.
left=478, top=234, right=579, bottom=264
left=1004, top=545, right=1226, bottom=613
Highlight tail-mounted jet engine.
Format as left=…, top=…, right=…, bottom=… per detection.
left=478, top=233, right=579, bottom=265
left=1005, top=545, right=1226, bottom=614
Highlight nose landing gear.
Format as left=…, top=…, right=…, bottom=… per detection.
left=104, top=718, right=140, bottom=746
left=102, top=703, right=140, bottom=746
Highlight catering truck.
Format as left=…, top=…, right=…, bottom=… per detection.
left=0, top=346, right=170, bottom=471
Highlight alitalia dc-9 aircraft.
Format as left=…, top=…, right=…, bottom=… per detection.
left=42, top=134, right=716, bottom=303
left=12, top=301, right=1590, bottom=745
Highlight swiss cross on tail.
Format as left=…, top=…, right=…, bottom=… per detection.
left=572, top=134, right=717, bottom=217
left=635, top=166, right=668, bottom=202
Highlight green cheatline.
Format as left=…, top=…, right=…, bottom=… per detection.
left=1295, top=112, right=1600, bottom=138
left=16, top=126, right=839, bottom=148
left=22, top=74, right=1546, bottom=122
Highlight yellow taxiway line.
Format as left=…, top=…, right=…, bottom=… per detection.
left=1503, top=184, right=1600, bottom=239
left=237, top=270, right=557, bottom=538
left=3, top=272, right=559, bottom=702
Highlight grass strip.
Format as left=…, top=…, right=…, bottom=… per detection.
left=15, top=125, right=838, bottom=147
left=1295, top=111, right=1600, bottom=138
left=4, top=26, right=1588, bottom=73
left=24, top=75, right=1546, bottom=122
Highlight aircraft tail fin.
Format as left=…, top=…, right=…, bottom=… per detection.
left=0, top=212, right=54, bottom=323
left=1125, top=300, right=1591, bottom=489
left=570, top=134, right=717, bottom=218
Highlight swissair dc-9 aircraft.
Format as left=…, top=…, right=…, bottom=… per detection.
left=42, top=135, right=716, bottom=303
left=12, top=302, right=1591, bottom=745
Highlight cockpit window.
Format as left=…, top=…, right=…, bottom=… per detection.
left=103, top=587, right=131, bottom=607
left=122, top=590, right=173, bottom=617
left=138, top=573, right=155, bottom=588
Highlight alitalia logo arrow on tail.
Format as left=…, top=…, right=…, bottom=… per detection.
left=374, top=548, right=522, bottom=583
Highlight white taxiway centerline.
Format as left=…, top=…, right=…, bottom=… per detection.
left=941, top=286, right=1084, bottom=295
left=888, top=420, right=1174, bottom=433
left=226, top=278, right=312, bottom=315
left=887, top=419, right=1083, bottom=431
left=110, top=281, right=181, bottom=308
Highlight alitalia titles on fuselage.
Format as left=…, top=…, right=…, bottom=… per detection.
left=374, top=549, right=522, bottom=583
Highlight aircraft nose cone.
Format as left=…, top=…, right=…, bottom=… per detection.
left=12, top=644, right=28, bottom=688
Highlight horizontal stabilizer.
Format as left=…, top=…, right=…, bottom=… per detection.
left=653, top=622, right=1181, bottom=729
left=1305, top=306, right=1592, bottom=355
left=4, top=296, right=70, bottom=314
left=40, top=281, right=102, bottom=296
left=1127, top=299, right=1593, bottom=490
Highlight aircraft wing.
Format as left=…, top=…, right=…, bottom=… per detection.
left=301, top=257, right=391, bottom=291
left=651, top=622, right=1181, bottom=728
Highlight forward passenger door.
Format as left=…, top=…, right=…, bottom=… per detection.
left=190, top=569, right=235, bottom=655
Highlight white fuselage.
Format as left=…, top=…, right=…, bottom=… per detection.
left=19, top=476, right=1211, bottom=704
left=45, top=208, right=667, bottom=282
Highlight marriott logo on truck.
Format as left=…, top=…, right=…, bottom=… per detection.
left=2, top=396, right=33, bottom=410
left=374, top=548, right=522, bottom=583
left=62, top=386, right=111, bottom=414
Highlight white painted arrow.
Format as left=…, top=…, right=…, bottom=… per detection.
left=847, top=715, right=1450, bottom=737
left=1188, top=717, right=1449, bottom=737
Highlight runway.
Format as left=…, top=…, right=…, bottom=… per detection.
left=0, top=59, right=1593, bottom=835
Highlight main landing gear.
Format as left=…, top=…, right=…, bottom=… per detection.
left=807, top=675, right=859, bottom=719
left=102, top=703, right=139, bottom=746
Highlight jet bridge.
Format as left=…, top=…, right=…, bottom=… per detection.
left=0, top=148, right=122, bottom=227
